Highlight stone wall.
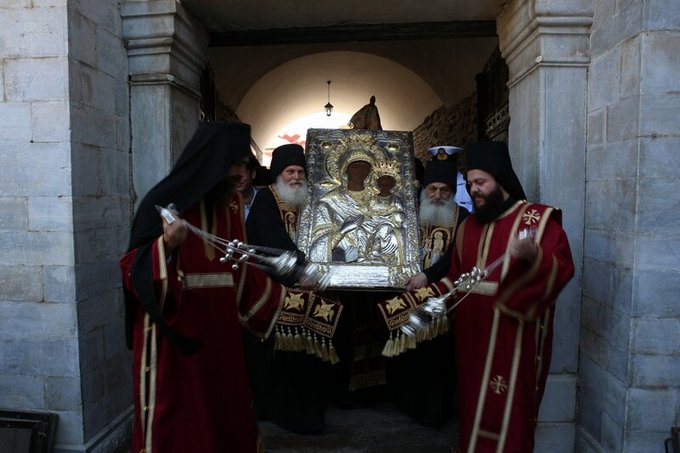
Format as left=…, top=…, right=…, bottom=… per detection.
left=579, top=0, right=680, bottom=451
left=68, top=0, right=132, bottom=450
left=412, top=93, right=477, bottom=164
left=0, top=0, right=131, bottom=451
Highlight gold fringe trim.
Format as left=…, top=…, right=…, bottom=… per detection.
left=381, top=314, right=450, bottom=358
left=274, top=325, right=341, bottom=364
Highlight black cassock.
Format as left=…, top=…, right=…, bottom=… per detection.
left=244, top=186, right=330, bottom=434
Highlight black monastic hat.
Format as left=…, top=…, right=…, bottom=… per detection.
left=465, top=141, right=527, bottom=201
left=423, top=160, right=458, bottom=192
left=270, top=143, right=306, bottom=177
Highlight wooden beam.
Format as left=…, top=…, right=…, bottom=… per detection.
left=209, top=21, right=497, bottom=47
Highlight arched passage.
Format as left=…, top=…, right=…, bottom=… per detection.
left=233, top=51, right=443, bottom=161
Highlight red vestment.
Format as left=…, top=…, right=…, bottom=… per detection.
left=120, top=196, right=285, bottom=453
left=436, top=201, right=574, bottom=452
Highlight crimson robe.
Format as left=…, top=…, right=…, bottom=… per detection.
left=436, top=200, right=574, bottom=452
left=120, top=195, right=285, bottom=453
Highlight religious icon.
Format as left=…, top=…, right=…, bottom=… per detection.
left=297, top=129, right=421, bottom=289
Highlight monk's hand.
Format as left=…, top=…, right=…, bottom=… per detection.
left=509, top=236, right=538, bottom=262
left=162, top=208, right=188, bottom=253
left=405, top=272, right=428, bottom=291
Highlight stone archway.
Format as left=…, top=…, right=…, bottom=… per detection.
left=121, top=1, right=594, bottom=450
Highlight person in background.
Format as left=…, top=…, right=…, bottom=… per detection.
left=390, top=157, right=469, bottom=428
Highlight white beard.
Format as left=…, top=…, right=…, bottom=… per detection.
left=419, top=191, right=457, bottom=227
left=275, top=176, right=308, bottom=208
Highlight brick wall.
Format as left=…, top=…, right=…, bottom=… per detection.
left=412, top=93, right=477, bottom=166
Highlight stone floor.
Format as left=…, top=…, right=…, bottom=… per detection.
left=260, top=399, right=459, bottom=453
left=113, top=390, right=459, bottom=452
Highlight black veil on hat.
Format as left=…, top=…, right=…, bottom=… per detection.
left=129, top=121, right=252, bottom=251
left=423, top=160, right=458, bottom=193
left=125, top=121, right=252, bottom=354
left=269, top=143, right=306, bottom=177
left=465, top=141, right=527, bottom=201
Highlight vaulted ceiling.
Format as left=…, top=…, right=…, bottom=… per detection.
left=181, top=0, right=506, bottom=154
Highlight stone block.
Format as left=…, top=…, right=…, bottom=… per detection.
left=535, top=422, right=575, bottom=453
left=114, top=81, right=130, bottom=119
left=0, top=231, right=73, bottom=266
left=538, top=374, right=577, bottom=422
left=0, top=197, right=27, bottom=230
left=606, top=95, right=640, bottom=142
left=73, top=226, right=127, bottom=264
left=585, top=178, right=636, bottom=234
left=97, top=27, right=128, bottom=80
left=641, top=32, right=680, bottom=94
left=627, top=388, right=680, bottom=433
left=0, top=102, right=31, bottom=143
left=600, top=411, right=624, bottom=453
left=4, top=57, right=67, bottom=101
left=70, top=105, right=118, bottom=149
left=610, top=265, right=633, bottom=317
left=644, top=0, right=680, bottom=30
left=80, top=365, right=105, bottom=406
left=43, top=265, right=76, bottom=303
left=104, top=352, right=131, bottom=393
left=620, top=36, right=641, bottom=96
left=593, top=0, right=616, bottom=29
left=97, top=148, right=129, bottom=196
left=584, top=228, right=635, bottom=266
left=579, top=355, right=627, bottom=427
left=68, top=9, right=96, bottom=67
left=0, top=0, right=31, bottom=8
left=0, top=300, right=76, bottom=338
left=73, top=0, right=119, bottom=34
left=52, top=410, right=84, bottom=446
left=584, top=180, right=608, bottom=230
left=0, top=142, right=72, bottom=196
left=588, top=49, right=622, bottom=111
left=637, top=178, right=680, bottom=234
left=586, top=140, right=638, bottom=178
left=103, top=318, right=127, bottom=362
left=631, top=353, right=680, bottom=387
left=633, top=269, right=680, bottom=317
left=0, top=266, right=43, bottom=301
left=70, top=143, right=100, bottom=197
left=640, top=137, right=680, bottom=179
left=45, top=376, right=82, bottom=411
left=0, top=61, right=4, bottom=99
left=575, top=426, right=608, bottom=453
left=31, top=101, right=70, bottom=143
left=639, top=93, right=680, bottom=137
left=73, top=63, right=118, bottom=114
left=582, top=258, right=612, bottom=305
left=28, top=196, right=73, bottom=232
left=591, top=1, right=644, bottom=55
left=587, top=109, right=606, bottom=145
left=0, top=337, right=79, bottom=377
left=72, top=196, right=125, bottom=231
left=635, top=236, right=680, bottom=272
left=550, top=287, right=581, bottom=373
left=77, top=289, right=121, bottom=332
left=625, top=430, right=674, bottom=453
left=0, top=374, right=45, bottom=409
left=31, top=0, right=67, bottom=5
left=0, top=8, right=66, bottom=58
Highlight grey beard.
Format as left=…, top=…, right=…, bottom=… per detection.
left=275, top=176, right=308, bottom=207
left=419, top=192, right=457, bottom=227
